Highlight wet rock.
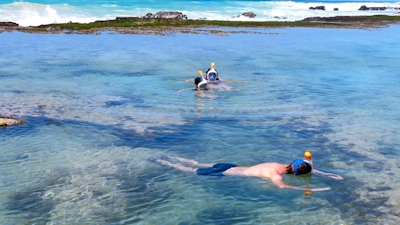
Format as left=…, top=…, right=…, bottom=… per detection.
left=242, top=12, right=257, bottom=18
left=334, top=8, right=339, bottom=11
left=359, top=5, right=388, bottom=10
left=142, top=11, right=188, bottom=20
left=309, top=6, right=325, bottom=10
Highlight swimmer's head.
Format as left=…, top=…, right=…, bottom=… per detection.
left=198, top=70, right=204, bottom=76
left=286, top=159, right=312, bottom=175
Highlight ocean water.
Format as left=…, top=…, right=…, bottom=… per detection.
left=0, top=0, right=400, bottom=26
left=1, top=25, right=400, bottom=224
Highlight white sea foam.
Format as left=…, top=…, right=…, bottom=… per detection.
left=1, top=1, right=399, bottom=26
left=0, top=2, right=106, bottom=26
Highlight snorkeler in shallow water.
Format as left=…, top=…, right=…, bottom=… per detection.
left=205, top=62, right=228, bottom=82
left=179, top=70, right=208, bottom=93
left=194, top=70, right=208, bottom=89
left=149, top=155, right=343, bottom=192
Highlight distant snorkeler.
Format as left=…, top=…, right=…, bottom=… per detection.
left=205, top=62, right=226, bottom=82
left=149, top=152, right=343, bottom=192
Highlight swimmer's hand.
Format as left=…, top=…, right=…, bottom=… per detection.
left=327, top=174, right=344, bottom=180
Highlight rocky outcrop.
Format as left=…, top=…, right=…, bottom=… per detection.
left=0, top=22, right=19, bottom=27
left=0, top=116, right=24, bottom=127
left=309, top=6, right=325, bottom=10
left=142, top=11, right=188, bottom=20
left=359, top=5, right=387, bottom=10
left=242, top=12, right=257, bottom=18
left=273, top=16, right=288, bottom=19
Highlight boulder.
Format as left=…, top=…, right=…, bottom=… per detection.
left=242, top=12, right=257, bottom=18
left=309, top=6, right=325, bottom=10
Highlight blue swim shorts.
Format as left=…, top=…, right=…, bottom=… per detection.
left=196, top=163, right=238, bottom=176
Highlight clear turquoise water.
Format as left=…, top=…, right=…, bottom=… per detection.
left=1, top=26, right=400, bottom=224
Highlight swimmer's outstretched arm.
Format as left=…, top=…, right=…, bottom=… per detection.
left=271, top=175, right=331, bottom=191
left=313, top=169, right=344, bottom=180
left=281, top=185, right=331, bottom=192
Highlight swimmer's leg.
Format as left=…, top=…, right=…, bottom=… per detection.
left=170, top=156, right=213, bottom=168
left=154, top=158, right=196, bottom=173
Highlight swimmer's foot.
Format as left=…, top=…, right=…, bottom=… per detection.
left=172, top=156, right=199, bottom=165
left=147, top=156, right=160, bottom=162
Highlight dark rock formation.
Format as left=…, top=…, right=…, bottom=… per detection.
left=141, top=11, right=188, bottom=20
left=301, top=15, right=400, bottom=28
left=359, top=5, right=388, bottom=10
left=309, top=6, right=325, bottom=10
left=242, top=12, right=257, bottom=18
left=0, top=22, right=19, bottom=27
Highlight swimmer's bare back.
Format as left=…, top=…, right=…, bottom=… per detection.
left=222, top=167, right=248, bottom=176
left=223, top=166, right=331, bottom=192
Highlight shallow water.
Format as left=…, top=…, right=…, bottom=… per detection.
left=1, top=26, right=400, bottom=224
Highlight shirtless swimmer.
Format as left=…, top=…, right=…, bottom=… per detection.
left=149, top=155, right=343, bottom=192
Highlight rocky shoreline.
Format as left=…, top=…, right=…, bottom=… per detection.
left=1, top=11, right=400, bottom=35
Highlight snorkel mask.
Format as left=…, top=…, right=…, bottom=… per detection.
left=290, top=159, right=312, bottom=175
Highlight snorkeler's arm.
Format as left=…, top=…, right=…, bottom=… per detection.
left=313, top=169, right=344, bottom=180
left=270, top=175, right=331, bottom=191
